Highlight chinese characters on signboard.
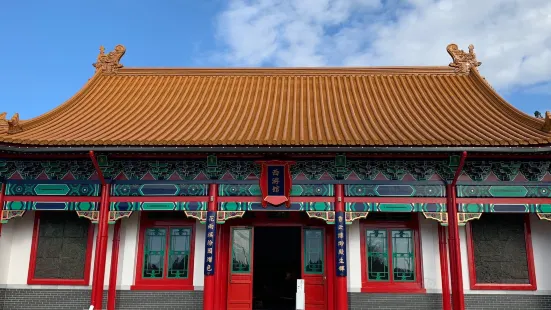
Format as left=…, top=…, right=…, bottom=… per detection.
left=256, top=161, right=295, bottom=208
left=335, top=213, right=347, bottom=276
left=204, top=211, right=216, bottom=276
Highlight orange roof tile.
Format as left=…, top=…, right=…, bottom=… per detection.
left=1, top=44, right=550, bottom=148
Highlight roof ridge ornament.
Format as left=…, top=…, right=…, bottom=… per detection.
left=447, top=43, right=482, bottom=74
left=93, top=44, right=126, bottom=74
left=542, top=111, right=551, bottom=132
left=0, top=112, right=23, bottom=134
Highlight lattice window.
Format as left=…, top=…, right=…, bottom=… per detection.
left=304, top=228, right=324, bottom=274
left=29, top=212, right=93, bottom=284
left=469, top=214, right=533, bottom=286
left=142, top=226, right=192, bottom=279
left=366, top=228, right=415, bottom=282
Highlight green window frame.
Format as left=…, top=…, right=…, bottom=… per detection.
left=143, top=226, right=192, bottom=279
left=231, top=227, right=252, bottom=273
left=365, top=228, right=415, bottom=282
left=304, top=228, right=324, bottom=274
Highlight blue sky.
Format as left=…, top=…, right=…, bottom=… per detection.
left=0, top=0, right=549, bottom=120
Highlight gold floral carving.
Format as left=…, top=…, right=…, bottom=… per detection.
left=447, top=44, right=481, bottom=74
left=0, top=210, right=25, bottom=223
left=423, top=212, right=481, bottom=226
left=93, top=45, right=126, bottom=74
left=537, top=213, right=551, bottom=221
left=77, top=211, right=99, bottom=222
left=541, top=111, right=551, bottom=132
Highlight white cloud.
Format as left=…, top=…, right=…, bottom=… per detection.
left=215, top=0, right=551, bottom=91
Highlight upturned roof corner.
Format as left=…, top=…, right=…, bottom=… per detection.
left=447, top=43, right=482, bottom=74
left=542, top=111, right=551, bottom=132
left=93, top=44, right=126, bottom=74
left=0, top=112, right=23, bottom=134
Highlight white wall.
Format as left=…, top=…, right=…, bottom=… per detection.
left=347, top=221, right=362, bottom=292
left=420, top=218, right=442, bottom=293
left=193, top=220, right=205, bottom=290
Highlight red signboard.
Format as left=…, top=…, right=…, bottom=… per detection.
left=256, top=160, right=295, bottom=208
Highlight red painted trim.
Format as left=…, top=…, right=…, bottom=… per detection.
left=111, top=196, right=208, bottom=202
left=133, top=212, right=196, bottom=291
left=465, top=214, right=537, bottom=291
left=204, top=184, right=218, bottom=310
left=92, top=184, right=112, bottom=309
left=27, top=211, right=94, bottom=285
left=218, top=196, right=333, bottom=203
left=345, top=197, right=446, bottom=203
left=438, top=225, right=451, bottom=310
left=457, top=197, right=551, bottom=204
left=359, top=214, right=425, bottom=293
left=107, top=219, right=121, bottom=310
left=0, top=153, right=89, bottom=160
left=4, top=196, right=101, bottom=202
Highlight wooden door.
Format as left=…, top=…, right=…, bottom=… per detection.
left=302, top=227, right=326, bottom=310
left=227, top=227, right=254, bottom=310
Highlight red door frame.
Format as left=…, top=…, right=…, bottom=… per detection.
left=220, top=212, right=335, bottom=310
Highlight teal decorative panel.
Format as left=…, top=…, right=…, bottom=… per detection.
left=346, top=202, right=446, bottom=212
left=6, top=183, right=100, bottom=196
left=345, top=185, right=444, bottom=197
left=112, top=184, right=207, bottom=196
left=110, top=201, right=206, bottom=211
left=4, top=201, right=98, bottom=211
left=458, top=185, right=551, bottom=198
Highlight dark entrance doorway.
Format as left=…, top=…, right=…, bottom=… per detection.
left=253, top=226, right=301, bottom=310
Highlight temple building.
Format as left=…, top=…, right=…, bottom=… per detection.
left=1, top=43, right=551, bottom=310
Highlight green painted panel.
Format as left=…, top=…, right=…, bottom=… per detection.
left=33, top=184, right=70, bottom=195
left=140, top=202, right=177, bottom=210
left=378, top=204, right=413, bottom=212
left=488, top=186, right=528, bottom=197
left=463, top=203, right=483, bottom=213
left=539, top=204, right=551, bottom=213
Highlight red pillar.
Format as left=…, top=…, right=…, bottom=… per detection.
left=334, top=184, right=348, bottom=310
left=438, top=224, right=451, bottom=310
left=447, top=184, right=465, bottom=310
left=0, top=183, right=5, bottom=237
left=107, top=219, right=122, bottom=310
left=92, top=183, right=111, bottom=309
left=203, top=183, right=218, bottom=310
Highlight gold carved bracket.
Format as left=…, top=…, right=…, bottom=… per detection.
left=93, top=45, right=126, bottom=74
left=447, top=43, right=481, bottom=74
left=423, top=212, right=482, bottom=226
left=345, top=212, right=369, bottom=225
left=217, top=211, right=245, bottom=224
left=77, top=211, right=133, bottom=224
left=537, top=213, right=551, bottom=221
left=185, top=211, right=207, bottom=223
left=306, top=211, right=335, bottom=224
left=0, top=210, right=25, bottom=223
left=77, top=211, right=99, bottom=223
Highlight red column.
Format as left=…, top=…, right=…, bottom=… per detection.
left=0, top=183, right=5, bottom=237
left=447, top=184, right=465, bottom=310
left=92, top=183, right=112, bottom=309
left=203, top=183, right=218, bottom=310
left=107, top=219, right=122, bottom=310
left=334, top=184, right=348, bottom=310
left=438, top=224, right=451, bottom=310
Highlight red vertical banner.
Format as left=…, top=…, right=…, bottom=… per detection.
left=256, top=160, right=295, bottom=208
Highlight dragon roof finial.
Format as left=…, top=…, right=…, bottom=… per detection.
left=93, top=44, right=126, bottom=74
left=447, top=43, right=482, bottom=74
